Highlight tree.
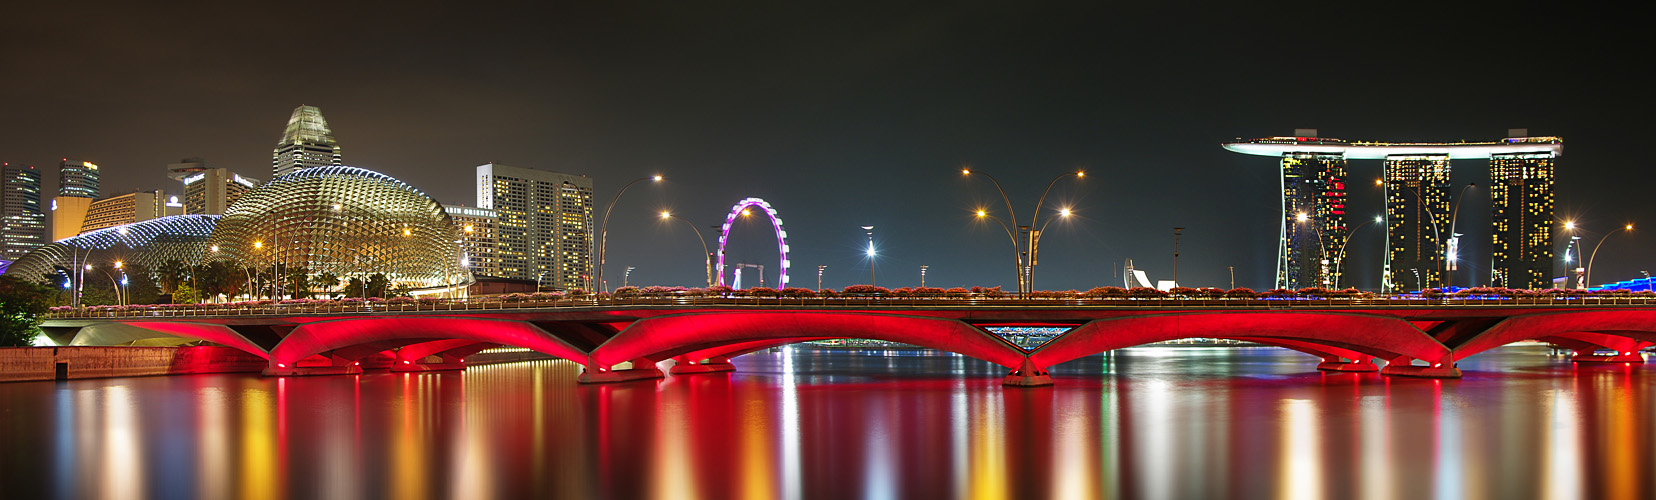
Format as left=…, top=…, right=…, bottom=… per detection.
left=0, top=275, right=53, bottom=346
left=173, top=283, right=202, bottom=304
left=314, top=271, right=340, bottom=297
left=156, top=259, right=189, bottom=294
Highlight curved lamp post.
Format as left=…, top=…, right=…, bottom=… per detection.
left=1333, top=215, right=1382, bottom=289
left=1585, top=223, right=1634, bottom=289
left=659, top=211, right=712, bottom=287
left=595, top=175, right=662, bottom=293
left=975, top=209, right=1025, bottom=294
left=962, top=167, right=1083, bottom=294
left=1296, top=213, right=1330, bottom=288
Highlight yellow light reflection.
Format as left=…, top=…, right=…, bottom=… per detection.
left=239, top=386, right=278, bottom=500
left=1278, top=399, right=1321, bottom=500
left=969, top=390, right=1007, bottom=500
left=739, top=398, right=776, bottom=500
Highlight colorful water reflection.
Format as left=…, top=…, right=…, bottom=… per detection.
left=1, top=346, right=1653, bottom=499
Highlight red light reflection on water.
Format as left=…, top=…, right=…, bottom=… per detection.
left=2, top=347, right=1655, bottom=499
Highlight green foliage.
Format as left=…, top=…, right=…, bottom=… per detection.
left=173, top=283, right=202, bottom=304
left=0, top=275, right=53, bottom=346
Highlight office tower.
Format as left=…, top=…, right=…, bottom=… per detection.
left=445, top=206, right=500, bottom=278
left=171, top=158, right=261, bottom=215
left=58, top=158, right=99, bottom=198
left=1383, top=155, right=1451, bottom=292
left=271, top=105, right=343, bottom=178
left=1278, top=151, right=1348, bottom=290
left=51, top=159, right=100, bottom=241
left=78, top=190, right=184, bottom=234
left=1489, top=139, right=1557, bottom=289
left=475, top=164, right=594, bottom=289
left=1, top=162, right=46, bottom=260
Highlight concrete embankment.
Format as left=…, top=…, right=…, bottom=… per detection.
left=0, top=346, right=268, bottom=382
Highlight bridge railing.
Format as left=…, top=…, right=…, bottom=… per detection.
left=40, top=294, right=1656, bottom=320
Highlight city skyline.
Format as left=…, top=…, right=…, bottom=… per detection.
left=1, top=3, right=1646, bottom=291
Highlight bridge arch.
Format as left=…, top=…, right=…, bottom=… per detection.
left=715, top=198, right=789, bottom=288
left=1029, top=311, right=1453, bottom=369
left=267, top=317, right=590, bottom=373
left=588, top=311, right=1027, bottom=370
left=1450, top=310, right=1656, bottom=361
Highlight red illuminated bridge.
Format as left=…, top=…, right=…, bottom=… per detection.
left=39, top=298, right=1656, bottom=386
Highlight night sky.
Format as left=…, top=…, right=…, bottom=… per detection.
left=2, top=2, right=1646, bottom=291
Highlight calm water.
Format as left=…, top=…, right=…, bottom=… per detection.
left=2, top=345, right=1653, bottom=500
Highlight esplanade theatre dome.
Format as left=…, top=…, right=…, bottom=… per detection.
left=207, top=166, right=468, bottom=289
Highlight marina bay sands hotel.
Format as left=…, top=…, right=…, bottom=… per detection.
left=1223, top=129, right=1561, bottom=292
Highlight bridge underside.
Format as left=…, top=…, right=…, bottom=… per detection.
left=40, top=307, right=1656, bottom=385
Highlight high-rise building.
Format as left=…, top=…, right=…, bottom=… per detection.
left=170, top=158, right=261, bottom=216
left=52, top=158, right=101, bottom=241
left=1489, top=147, right=1557, bottom=289
left=475, top=164, right=593, bottom=289
left=58, top=158, right=99, bottom=198
left=1223, top=131, right=1562, bottom=292
left=78, top=190, right=184, bottom=234
left=1383, top=155, right=1451, bottom=292
left=271, top=105, right=343, bottom=178
left=444, top=206, right=500, bottom=278
left=1277, top=151, right=1348, bottom=290
left=1, top=162, right=46, bottom=260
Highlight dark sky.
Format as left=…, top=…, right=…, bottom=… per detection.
left=2, top=1, right=1647, bottom=291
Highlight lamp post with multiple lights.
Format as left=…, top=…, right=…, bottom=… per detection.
left=1333, top=216, right=1383, bottom=289
left=962, top=167, right=1082, bottom=295
left=1295, top=213, right=1330, bottom=288
left=862, top=225, right=875, bottom=286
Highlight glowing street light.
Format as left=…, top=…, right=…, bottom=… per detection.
left=596, top=174, right=663, bottom=293
left=658, top=211, right=713, bottom=287
left=863, top=225, right=875, bottom=286
left=1585, top=223, right=1634, bottom=289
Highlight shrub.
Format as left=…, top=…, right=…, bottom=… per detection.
left=1084, top=286, right=1127, bottom=298
left=977, top=286, right=1006, bottom=298
left=746, top=287, right=781, bottom=297
left=1224, top=287, right=1257, bottom=298
left=780, top=287, right=817, bottom=298
left=612, top=286, right=640, bottom=298
left=1127, top=287, right=1168, bottom=298
left=944, top=287, right=970, bottom=298
left=841, top=285, right=890, bottom=296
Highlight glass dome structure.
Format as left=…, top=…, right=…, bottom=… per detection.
left=206, top=166, right=467, bottom=289
left=3, top=215, right=219, bottom=282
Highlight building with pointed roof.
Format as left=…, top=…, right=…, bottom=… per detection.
left=271, top=105, right=343, bottom=178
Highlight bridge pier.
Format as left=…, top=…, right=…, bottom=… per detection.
left=1571, top=351, right=1647, bottom=363
left=578, top=358, right=666, bottom=384
left=391, top=352, right=468, bottom=372
left=669, top=355, right=736, bottom=375
left=1317, top=357, right=1379, bottom=372
left=263, top=354, right=364, bottom=376
left=1003, top=358, right=1053, bottom=387
left=1379, top=356, right=1461, bottom=378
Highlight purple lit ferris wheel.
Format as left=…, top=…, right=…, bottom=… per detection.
left=715, top=198, right=789, bottom=288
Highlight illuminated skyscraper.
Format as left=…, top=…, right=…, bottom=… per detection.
left=271, top=105, right=343, bottom=178
left=1224, top=131, right=1561, bottom=292
left=78, top=190, right=184, bottom=234
left=1489, top=147, right=1557, bottom=289
left=171, top=159, right=261, bottom=215
left=1, top=162, right=46, bottom=260
left=1278, top=151, right=1348, bottom=290
left=58, top=158, right=99, bottom=198
left=475, top=164, right=593, bottom=289
left=1383, top=155, right=1451, bottom=292
left=444, top=206, right=500, bottom=278
left=51, top=159, right=100, bottom=241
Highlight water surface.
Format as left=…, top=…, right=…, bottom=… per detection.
left=1, top=345, right=1651, bottom=499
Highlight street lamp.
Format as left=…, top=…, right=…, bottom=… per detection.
left=659, top=211, right=712, bottom=287
left=1333, top=215, right=1383, bottom=289
left=1585, top=223, right=1634, bottom=289
left=1443, top=183, right=1475, bottom=290
left=817, top=265, right=826, bottom=291
left=862, top=225, right=875, bottom=286
left=1295, top=213, right=1330, bottom=288
left=920, top=265, right=928, bottom=288
left=623, top=266, right=635, bottom=288
left=595, top=174, right=662, bottom=293
left=961, top=167, right=1084, bottom=294
left=975, top=209, right=1024, bottom=296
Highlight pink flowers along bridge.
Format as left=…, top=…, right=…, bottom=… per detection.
left=39, top=295, right=1656, bottom=386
